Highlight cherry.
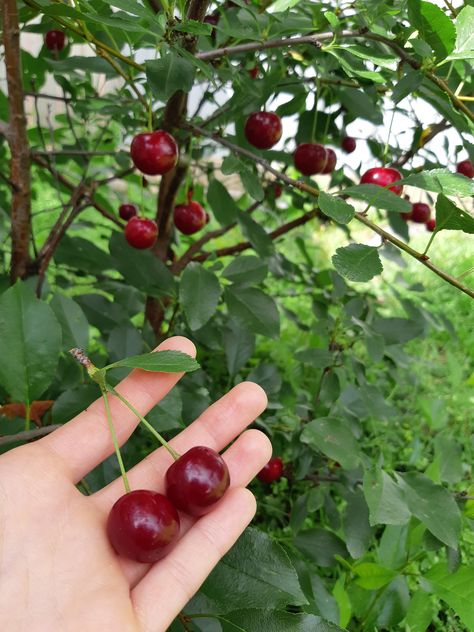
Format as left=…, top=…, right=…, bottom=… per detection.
left=294, top=143, right=327, bottom=175
left=322, top=148, right=337, bottom=174
left=107, top=490, right=180, bottom=563
left=410, top=202, right=431, bottom=223
left=244, top=112, right=282, bottom=150
left=118, top=203, right=137, bottom=221
left=124, top=216, right=158, bottom=249
left=45, top=30, right=66, bottom=51
left=257, top=457, right=283, bottom=483
left=174, top=200, right=207, bottom=235
left=272, top=183, right=282, bottom=198
left=249, top=65, right=259, bottom=79
left=130, top=131, right=178, bottom=176
left=165, top=446, right=230, bottom=517
left=401, top=210, right=412, bottom=221
left=341, top=136, right=356, bottom=153
left=426, top=218, right=436, bottom=232
left=456, top=159, right=474, bottom=178
left=360, top=167, right=403, bottom=196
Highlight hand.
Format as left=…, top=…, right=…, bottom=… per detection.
left=0, top=337, right=270, bottom=631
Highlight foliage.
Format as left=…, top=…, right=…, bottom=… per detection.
left=1, top=0, right=473, bottom=630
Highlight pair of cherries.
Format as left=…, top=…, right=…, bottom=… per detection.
left=107, top=446, right=230, bottom=563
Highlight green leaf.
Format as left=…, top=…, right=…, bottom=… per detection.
left=106, top=350, right=200, bottom=372
left=318, top=192, right=355, bottom=224
left=425, top=563, right=474, bottom=630
left=301, top=417, right=361, bottom=469
left=146, top=389, right=184, bottom=432
left=179, top=263, right=222, bottom=330
left=332, top=244, right=383, bottom=282
left=451, top=6, right=474, bottom=57
left=107, top=324, right=143, bottom=364
left=240, top=168, right=265, bottom=201
left=396, top=472, right=462, bottom=549
left=50, top=294, right=89, bottom=351
left=222, top=256, right=268, bottom=286
left=434, top=435, right=463, bottom=484
left=372, top=317, right=425, bottom=344
left=224, top=287, right=280, bottom=338
left=102, top=0, right=154, bottom=17
left=220, top=609, right=345, bottom=631
left=400, top=169, right=474, bottom=197
left=75, top=294, right=128, bottom=333
left=343, top=184, right=411, bottom=213
left=207, top=179, right=240, bottom=224
left=343, top=490, right=373, bottom=559
left=173, top=18, right=213, bottom=35
left=52, top=384, right=99, bottom=423
left=295, top=348, right=335, bottom=368
left=294, top=528, right=349, bottom=567
left=222, top=323, right=255, bottom=376
left=55, top=235, right=114, bottom=274
left=363, top=469, right=411, bottom=526
left=146, top=52, right=195, bottom=101
left=354, top=563, right=397, bottom=590
left=343, top=44, right=398, bottom=69
left=392, top=69, right=424, bottom=104
left=109, top=233, right=175, bottom=298
left=238, top=212, right=275, bottom=257
left=408, top=0, right=456, bottom=60
left=435, top=194, right=474, bottom=234
left=201, top=528, right=307, bottom=613
left=404, top=589, right=437, bottom=632
left=0, top=282, right=61, bottom=403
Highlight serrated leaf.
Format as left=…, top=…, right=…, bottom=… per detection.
left=363, top=469, right=411, bottom=526
left=318, top=192, right=355, bottom=224
left=146, top=52, right=195, bottom=101
left=425, top=563, right=474, bottom=630
left=238, top=212, right=275, bottom=257
left=220, top=609, right=345, bottom=631
left=222, top=256, right=268, bottom=286
left=105, top=350, right=199, bottom=372
left=408, top=0, right=456, bottom=60
left=202, top=528, right=307, bottom=613
left=207, top=179, right=239, bottom=224
left=224, top=287, right=279, bottom=338
left=404, top=589, right=437, bottom=632
left=435, top=194, right=474, bottom=233
left=294, top=528, right=349, bottom=567
left=343, top=490, right=373, bottom=559
left=396, top=472, right=461, bottom=549
left=354, top=563, right=397, bottom=590
left=400, top=169, right=474, bottom=197
left=332, top=244, right=383, bottom=282
left=451, top=5, right=474, bottom=57
left=301, top=417, right=360, bottom=469
left=0, top=282, right=62, bottom=403
left=343, top=184, right=411, bottom=213
left=179, top=263, right=222, bottom=330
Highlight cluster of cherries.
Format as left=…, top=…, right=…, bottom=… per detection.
left=108, top=446, right=230, bottom=563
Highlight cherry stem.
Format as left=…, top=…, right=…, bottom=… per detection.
left=100, top=386, right=131, bottom=494
left=105, top=383, right=181, bottom=461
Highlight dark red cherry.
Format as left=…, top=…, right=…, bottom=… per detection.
left=294, top=143, right=327, bottom=175
left=456, top=159, right=474, bottom=178
left=124, top=216, right=158, bottom=249
left=118, top=203, right=137, bottom=221
left=257, top=457, right=283, bottom=483
left=130, top=131, right=178, bottom=176
left=249, top=65, right=259, bottom=79
left=107, top=490, right=180, bottom=563
left=341, top=136, right=356, bottom=153
left=165, top=446, right=230, bottom=517
left=411, top=202, right=431, bottom=223
left=174, top=201, right=207, bottom=235
left=45, top=30, right=66, bottom=51
left=360, top=167, right=403, bottom=196
left=426, top=218, right=436, bottom=232
left=273, top=183, right=282, bottom=198
left=244, top=112, right=282, bottom=150
left=401, top=210, right=412, bottom=221
left=322, top=148, right=337, bottom=174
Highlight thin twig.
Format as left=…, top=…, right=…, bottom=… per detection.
left=0, top=424, right=61, bottom=447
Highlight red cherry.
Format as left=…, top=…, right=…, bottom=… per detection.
left=244, top=112, right=282, bottom=150
left=341, top=136, right=356, bottom=153
left=249, top=65, right=259, bottom=79
left=294, top=143, right=328, bottom=175
left=124, top=216, right=158, bottom=249
left=130, top=131, right=178, bottom=176
left=411, top=202, right=431, bottom=223
left=118, top=203, right=137, bottom=221
left=322, top=148, right=337, bottom=174
left=257, top=457, right=283, bottom=483
left=426, top=218, right=436, bottom=232
left=45, top=30, right=66, bottom=51
left=360, top=167, right=403, bottom=196
left=401, top=210, right=412, bottom=221
left=456, top=159, right=474, bottom=178
left=107, top=490, right=180, bottom=563
left=165, top=446, right=230, bottom=517
left=273, top=183, right=282, bottom=198
left=204, top=14, right=219, bottom=26
left=174, top=201, right=207, bottom=235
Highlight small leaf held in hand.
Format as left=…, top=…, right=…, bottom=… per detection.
left=105, top=350, right=200, bottom=373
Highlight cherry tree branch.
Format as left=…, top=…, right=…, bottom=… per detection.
left=390, top=119, right=450, bottom=168
left=0, top=424, right=62, bottom=447
left=187, top=123, right=474, bottom=300
left=2, top=0, right=32, bottom=281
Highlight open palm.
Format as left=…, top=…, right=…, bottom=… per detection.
left=0, top=337, right=270, bottom=632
